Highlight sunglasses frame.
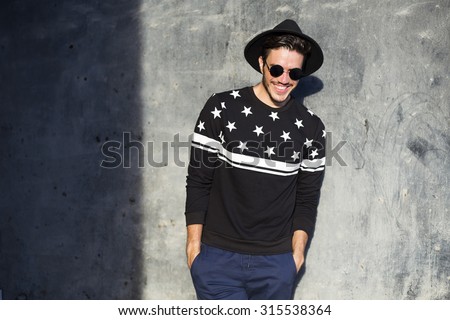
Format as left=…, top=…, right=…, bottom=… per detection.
left=264, top=61, right=303, bottom=81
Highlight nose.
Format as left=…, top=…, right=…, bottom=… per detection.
left=277, top=70, right=290, bottom=83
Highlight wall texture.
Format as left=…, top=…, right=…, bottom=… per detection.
left=1, top=0, right=449, bottom=299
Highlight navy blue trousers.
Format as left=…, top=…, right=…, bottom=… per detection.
left=190, top=244, right=298, bottom=300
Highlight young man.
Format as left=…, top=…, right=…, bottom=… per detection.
left=185, top=19, right=326, bottom=300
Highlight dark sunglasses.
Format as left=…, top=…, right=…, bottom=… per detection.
left=264, top=61, right=303, bottom=81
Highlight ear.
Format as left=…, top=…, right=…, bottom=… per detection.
left=258, top=56, right=264, bottom=73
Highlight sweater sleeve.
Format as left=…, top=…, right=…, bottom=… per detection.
left=185, top=94, right=222, bottom=225
left=293, top=118, right=326, bottom=238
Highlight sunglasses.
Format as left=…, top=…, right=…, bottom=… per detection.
left=264, top=61, right=303, bottom=81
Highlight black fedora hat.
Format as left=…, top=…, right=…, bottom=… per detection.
left=244, top=19, right=323, bottom=77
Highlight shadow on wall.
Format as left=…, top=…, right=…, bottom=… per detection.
left=0, top=1, right=144, bottom=298
left=291, top=76, right=324, bottom=106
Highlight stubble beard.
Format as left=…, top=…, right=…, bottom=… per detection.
left=262, top=74, right=294, bottom=107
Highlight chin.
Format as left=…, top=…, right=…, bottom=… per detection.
left=261, top=75, right=296, bottom=106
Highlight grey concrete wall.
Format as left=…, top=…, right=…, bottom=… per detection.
left=1, top=0, right=449, bottom=299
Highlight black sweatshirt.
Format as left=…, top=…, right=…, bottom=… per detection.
left=185, top=87, right=326, bottom=255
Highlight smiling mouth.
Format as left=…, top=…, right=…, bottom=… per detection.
left=273, top=83, right=291, bottom=94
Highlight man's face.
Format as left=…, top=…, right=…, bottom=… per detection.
left=258, top=48, right=304, bottom=107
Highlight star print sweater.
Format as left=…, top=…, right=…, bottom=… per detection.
left=185, top=86, right=326, bottom=255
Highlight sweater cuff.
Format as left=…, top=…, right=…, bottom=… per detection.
left=293, top=216, right=315, bottom=239
left=185, top=211, right=206, bottom=226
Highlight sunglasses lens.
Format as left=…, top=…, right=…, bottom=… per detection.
left=269, top=65, right=284, bottom=77
left=268, top=64, right=302, bottom=80
left=289, top=68, right=303, bottom=80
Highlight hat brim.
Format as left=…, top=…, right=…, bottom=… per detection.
left=244, top=28, right=324, bottom=77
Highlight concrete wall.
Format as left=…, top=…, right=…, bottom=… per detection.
left=1, top=0, right=449, bottom=299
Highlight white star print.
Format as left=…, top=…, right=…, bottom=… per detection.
left=322, top=130, right=327, bottom=138
left=238, top=141, right=248, bottom=151
left=230, top=90, right=241, bottom=99
left=197, top=121, right=205, bottom=132
left=310, top=149, right=319, bottom=158
left=295, top=118, right=304, bottom=129
left=221, top=102, right=227, bottom=109
left=241, top=106, right=252, bottom=117
left=304, top=138, right=313, bottom=148
left=226, top=121, right=237, bottom=132
left=264, top=146, right=275, bottom=157
left=308, top=109, right=315, bottom=116
left=280, top=131, right=291, bottom=142
left=291, top=151, right=300, bottom=161
left=269, top=112, right=279, bottom=121
left=211, top=107, right=222, bottom=119
left=253, top=125, right=264, bottom=136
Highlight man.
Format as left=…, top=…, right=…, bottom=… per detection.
left=184, top=19, right=326, bottom=300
